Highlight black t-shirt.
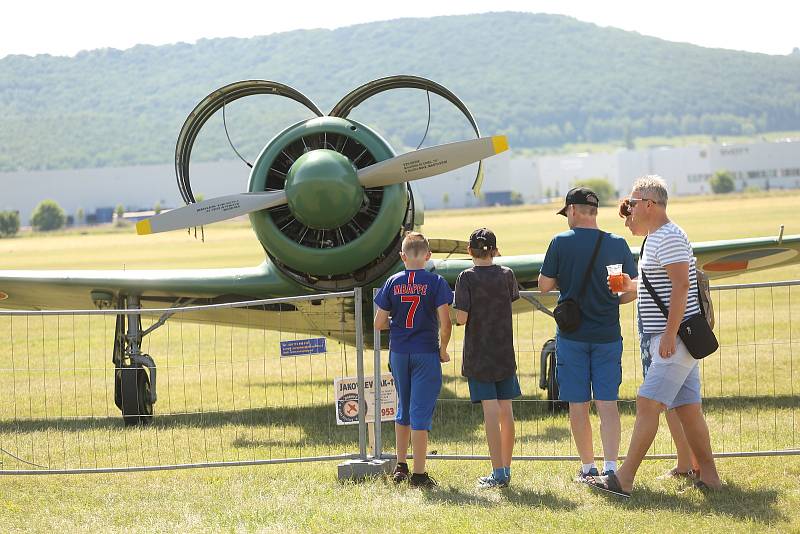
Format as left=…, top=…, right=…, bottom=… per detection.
left=453, top=264, right=520, bottom=382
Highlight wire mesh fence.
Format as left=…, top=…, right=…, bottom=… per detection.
left=1, top=280, right=798, bottom=475
left=373, top=281, right=800, bottom=461
left=0, top=292, right=365, bottom=473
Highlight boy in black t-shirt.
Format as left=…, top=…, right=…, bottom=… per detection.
left=454, top=228, right=521, bottom=488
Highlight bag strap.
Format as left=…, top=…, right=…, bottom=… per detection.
left=695, top=270, right=708, bottom=319
left=640, top=236, right=705, bottom=319
left=576, top=231, right=606, bottom=302
left=640, top=269, right=670, bottom=320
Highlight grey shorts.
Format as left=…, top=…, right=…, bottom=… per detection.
left=639, top=332, right=701, bottom=409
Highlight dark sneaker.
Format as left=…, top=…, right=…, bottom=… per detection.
left=477, top=474, right=509, bottom=489
left=409, top=472, right=438, bottom=488
left=575, top=467, right=600, bottom=483
left=391, top=462, right=409, bottom=483
left=601, top=469, right=615, bottom=477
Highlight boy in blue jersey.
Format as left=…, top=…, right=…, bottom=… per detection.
left=374, top=231, right=453, bottom=488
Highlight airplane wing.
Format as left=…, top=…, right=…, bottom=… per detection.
left=2, top=234, right=797, bottom=333
left=430, top=233, right=800, bottom=313
left=432, top=234, right=800, bottom=285
left=687, top=234, right=800, bottom=279
left=432, top=253, right=545, bottom=288
left=0, top=262, right=359, bottom=342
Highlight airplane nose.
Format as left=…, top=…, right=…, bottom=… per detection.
left=284, top=149, right=364, bottom=230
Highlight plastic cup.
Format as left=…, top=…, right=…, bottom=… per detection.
left=607, top=264, right=624, bottom=292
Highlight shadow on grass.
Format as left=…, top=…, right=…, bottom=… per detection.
left=2, top=394, right=797, bottom=453
left=521, top=426, right=571, bottom=441
left=595, top=394, right=800, bottom=417
left=0, top=405, right=359, bottom=447
left=421, top=485, right=579, bottom=510
left=594, top=481, right=785, bottom=524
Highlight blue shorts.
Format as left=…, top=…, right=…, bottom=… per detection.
left=555, top=336, right=623, bottom=402
left=389, top=351, right=442, bottom=431
left=468, top=375, right=522, bottom=404
left=639, top=332, right=701, bottom=409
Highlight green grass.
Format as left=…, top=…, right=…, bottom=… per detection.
left=513, top=130, right=800, bottom=156
left=3, top=458, right=798, bottom=533
left=1, top=193, right=800, bottom=532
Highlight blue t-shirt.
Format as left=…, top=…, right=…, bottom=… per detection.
left=540, top=228, right=637, bottom=343
left=374, top=269, right=454, bottom=353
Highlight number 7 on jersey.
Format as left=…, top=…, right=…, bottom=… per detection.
left=400, top=295, right=420, bottom=328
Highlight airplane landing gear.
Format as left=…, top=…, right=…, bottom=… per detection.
left=117, top=365, right=153, bottom=426
left=539, top=338, right=567, bottom=413
left=112, top=295, right=157, bottom=426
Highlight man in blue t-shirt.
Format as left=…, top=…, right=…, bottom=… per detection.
left=374, top=231, right=453, bottom=488
left=538, top=187, right=637, bottom=482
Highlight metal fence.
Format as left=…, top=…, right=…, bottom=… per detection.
left=0, top=280, right=798, bottom=475
left=0, top=290, right=369, bottom=474
left=372, top=281, right=800, bottom=462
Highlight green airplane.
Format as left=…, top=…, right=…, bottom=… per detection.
left=1, top=76, right=799, bottom=425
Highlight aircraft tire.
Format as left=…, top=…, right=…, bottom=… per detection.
left=546, top=350, right=568, bottom=413
left=120, top=366, right=153, bottom=426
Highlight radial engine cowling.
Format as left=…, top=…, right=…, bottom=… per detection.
left=248, top=117, right=408, bottom=290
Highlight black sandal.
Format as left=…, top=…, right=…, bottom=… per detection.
left=585, top=472, right=631, bottom=499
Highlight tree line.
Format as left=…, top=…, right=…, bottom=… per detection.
left=1, top=12, right=799, bottom=172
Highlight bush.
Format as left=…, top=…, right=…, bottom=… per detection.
left=573, top=178, right=616, bottom=205
left=710, top=170, right=735, bottom=194
left=0, top=211, right=20, bottom=237
left=30, top=200, right=66, bottom=231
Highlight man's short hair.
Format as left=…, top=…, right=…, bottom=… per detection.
left=573, top=204, right=598, bottom=217
left=632, top=175, right=669, bottom=206
left=401, top=231, right=430, bottom=257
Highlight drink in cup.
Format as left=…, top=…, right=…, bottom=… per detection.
left=607, top=264, right=624, bottom=293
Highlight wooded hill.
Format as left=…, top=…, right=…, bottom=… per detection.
left=1, top=12, right=799, bottom=172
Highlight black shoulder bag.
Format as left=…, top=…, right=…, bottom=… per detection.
left=553, top=231, right=605, bottom=333
left=640, top=238, right=718, bottom=359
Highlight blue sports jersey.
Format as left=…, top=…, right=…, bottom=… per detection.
left=374, top=269, right=454, bottom=353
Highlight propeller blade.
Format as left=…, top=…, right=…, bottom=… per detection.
left=136, top=191, right=287, bottom=235
left=357, top=136, right=508, bottom=188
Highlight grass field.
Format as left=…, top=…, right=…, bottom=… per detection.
left=1, top=192, right=800, bottom=532
left=515, top=130, right=800, bottom=156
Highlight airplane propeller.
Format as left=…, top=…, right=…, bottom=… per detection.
left=137, top=135, right=508, bottom=235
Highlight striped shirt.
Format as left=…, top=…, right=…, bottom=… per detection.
left=637, top=222, right=700, bottom=334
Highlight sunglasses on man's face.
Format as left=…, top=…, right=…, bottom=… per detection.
left=627, top=197, right=660, bottom=207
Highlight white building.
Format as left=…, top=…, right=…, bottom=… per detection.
left=527, top=138, right=800, bottom=201
left=1, top=138, right=798, bottom=224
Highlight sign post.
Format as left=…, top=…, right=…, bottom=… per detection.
left=373, top=303, right=383, bottom=459
left=336, top=288, right=393, bottom=481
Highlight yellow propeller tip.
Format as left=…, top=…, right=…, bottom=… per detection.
left=492, top=135, right=509, bottom=154
left=136, top=219, right=152, bottom=235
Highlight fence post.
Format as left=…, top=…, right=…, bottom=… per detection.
left=373, top=289, right=382, bottom=459
left=354, top=286, right=367, bottom=460
left=337, top=287, right=393, bottom=481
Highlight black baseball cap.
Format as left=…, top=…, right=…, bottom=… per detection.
left=557, top=187, right=600, bottom=216
left=469, top=228, right=497, bottom=251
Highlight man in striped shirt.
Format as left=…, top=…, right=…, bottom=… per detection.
left=587, top=176, right=722, bottom=498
